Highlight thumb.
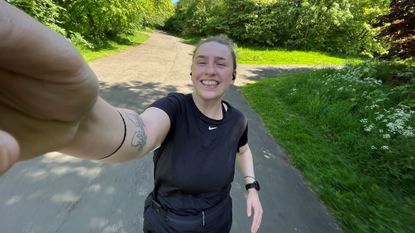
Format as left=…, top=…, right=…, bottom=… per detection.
left=0, top=130, right=20, bottom=175
left=247, top=201, right=252, bottom=217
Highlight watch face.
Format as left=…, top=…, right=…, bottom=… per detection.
left=255, top=181, right=260, bottom=191
left=246, top=181, right=260, bottom=191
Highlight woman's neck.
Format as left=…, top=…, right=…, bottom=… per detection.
left=191, top=93, right=223, bottom=120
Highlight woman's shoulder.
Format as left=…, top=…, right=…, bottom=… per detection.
left=149, top=92, right=189, bottom=118
left=164, top=92, right=194, bottom=104
left=165, top=92, right=185, bottom=99
left=153, top=92, right=187, bottom=105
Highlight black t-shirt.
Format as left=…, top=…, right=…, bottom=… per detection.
left=149, top=93, right=248, bottom=214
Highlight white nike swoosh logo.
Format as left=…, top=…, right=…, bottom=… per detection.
left=208, top=126, right=218, bottom=130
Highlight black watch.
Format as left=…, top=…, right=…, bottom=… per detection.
left=245, top=180, right=260, bottom=191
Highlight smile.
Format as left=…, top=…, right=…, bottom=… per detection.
left=201, top=80, right=220, bottom=87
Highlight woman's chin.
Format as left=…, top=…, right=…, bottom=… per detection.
left=195, top=90, right=224, bottom=101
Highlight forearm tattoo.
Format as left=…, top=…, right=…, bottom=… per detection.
left=126, top=112, right=147, bottom=151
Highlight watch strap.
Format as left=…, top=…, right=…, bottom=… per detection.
left=245, top=181, right=260, bottom=191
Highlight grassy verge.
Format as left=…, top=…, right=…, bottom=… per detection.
left=236, top=47, right=362, bottom=65
left=242, top=61, right=414, bottom=233
left=75, top=30, right=150, bottom=62
left=178, top=35, right=362, bottom=65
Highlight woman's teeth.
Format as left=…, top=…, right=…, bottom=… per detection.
left=201, top=80, right=219, bottom=86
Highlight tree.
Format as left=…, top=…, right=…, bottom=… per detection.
left=7, top=0, right=66, bottom=36
left=375, top=0, right=415, bottom=59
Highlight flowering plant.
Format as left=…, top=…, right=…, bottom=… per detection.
left=320, top=60, right=415, bottom=188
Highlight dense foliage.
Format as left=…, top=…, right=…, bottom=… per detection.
left=7, top=0, right=66, bottom=35
left=166, top=0, right=390, bottom=56
left=8, top=0, right=174, bottom=48
left=375, top=0, right=415, bottom=59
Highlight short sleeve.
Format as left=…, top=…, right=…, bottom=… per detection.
left=148, top=93, right=184, bottom=127
left=237, top=124, right=248, bottom=152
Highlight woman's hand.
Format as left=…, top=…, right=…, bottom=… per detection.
left=0, top=2, right=98, bottom=174
left=247, top=189, right=263, bottom=233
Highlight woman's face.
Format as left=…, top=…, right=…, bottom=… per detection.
left=191, top=41, right=235, bottom=101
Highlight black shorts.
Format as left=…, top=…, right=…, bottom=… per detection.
left=143, top=194, right=232, bottom=233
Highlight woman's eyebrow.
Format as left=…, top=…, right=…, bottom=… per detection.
left=195, top=55, right=208, bottom=59
left=196, top=55, right=227, bottom=61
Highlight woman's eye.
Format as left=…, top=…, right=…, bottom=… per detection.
left=217, top=63, right=226, bottom=67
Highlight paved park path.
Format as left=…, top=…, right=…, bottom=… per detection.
left=0, top=31, right=343, bottom=233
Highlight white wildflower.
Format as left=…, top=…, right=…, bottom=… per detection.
left=375, top=114, right=384, bottom=121
left=381, top=145, right=389, bottom=150
left=402, top=128, right=414, bottom=137
left=369, top=104, right=379, bottom=110
left=364, top=124, right=374, bottom=132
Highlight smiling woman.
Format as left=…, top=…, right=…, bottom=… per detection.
left=140, top=35, right=263, bottom=233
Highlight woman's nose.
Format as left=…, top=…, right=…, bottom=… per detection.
left=204, top=62, right=215, bottom=75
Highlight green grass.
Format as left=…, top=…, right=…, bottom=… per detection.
left=236, top=47, right=362, bottom=65
left=179, top=34, right=202, bottom=45
left=242, top=67, right=414, bottom=233
left=76, top=31, right=150, bottom=62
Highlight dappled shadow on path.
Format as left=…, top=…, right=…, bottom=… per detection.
left=99, top=80, right=178, bottom=113
left=0, top=150, right=155, bottom=233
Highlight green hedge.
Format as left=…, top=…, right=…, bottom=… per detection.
left=165, top=0, right=390, bottom=56
left=9, top=0, right=174, bottom=48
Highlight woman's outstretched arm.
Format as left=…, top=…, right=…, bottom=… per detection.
left=0, top=2, right=170, bottom=174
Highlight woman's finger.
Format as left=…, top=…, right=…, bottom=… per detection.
left=251, top=207, right=259, bottom=233
left=247, top=199, right=252, bottom=217
left=250, top=201, right=263, bottom=233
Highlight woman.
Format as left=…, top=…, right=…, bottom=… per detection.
left=0, top=2, right=262, bottom=232
left=141, top=36, right=263, bottom=232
